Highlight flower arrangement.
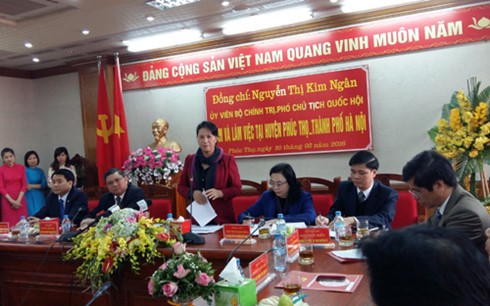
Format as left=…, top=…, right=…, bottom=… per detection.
left=123, top=147, right=182, bottom=185
left=429, top=78, right=490, bottom=199
left=148, top=242, right=218, bottom=305
left=64, top=208, right=175, bottom=291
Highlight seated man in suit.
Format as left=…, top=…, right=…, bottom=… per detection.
left=28, top=168, right=88, bottom=226
left=402, top=150, right=490, bottom=255
left=81, top=168, right=146, bottom=227
left=315, top=151, right=398, bottom=229
left=360, top=225, right=490, bottom=306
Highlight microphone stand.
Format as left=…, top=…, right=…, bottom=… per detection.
left=225, top=219, right=265, bottom=265
left=85, top=281, right=112, bottom=306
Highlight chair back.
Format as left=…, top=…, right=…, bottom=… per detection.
left=297, top=176, right=341, bottom=216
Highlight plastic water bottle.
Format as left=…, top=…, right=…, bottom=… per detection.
left=236, top=258, right=245, bottom=278
left=166, top=213, right=174, bottom=234
left=61, top=215, right=71, bottom=234
left=333, top=211, right=345, bottom=242
left=272, top=233, right=287, bottom=273
left=18, top=216, right=29, bottom=241
left=276, top=213, right=287, bottom=237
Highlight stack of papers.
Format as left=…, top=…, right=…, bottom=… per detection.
left=328, top=249, right=365, bottom=263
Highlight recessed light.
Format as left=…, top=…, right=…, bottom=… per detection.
left=146, top=15, right=155, bottom=21
left=330, top=0, right=338, bottom=3
left=82, top=29, right=90, bottom=35
left=32, top=57, right=40, bottom=62
left=24, top=42, right=33, bottom=48
left=221, top=1, right=230, bottom=6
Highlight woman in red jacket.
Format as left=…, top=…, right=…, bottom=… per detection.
left=178, top=121, right=241, bottom=224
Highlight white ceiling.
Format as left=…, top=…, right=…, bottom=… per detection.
left=0, top=0, right=484, bottom=73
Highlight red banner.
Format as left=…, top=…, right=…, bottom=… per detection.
left=121, top=4, right=489, bottom=90
left=205, top=67, right=371, bottom=157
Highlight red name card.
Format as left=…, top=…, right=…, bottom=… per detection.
left=0, top=222, right=9, bottom=234
left=249, top=252, right=270, bottom=285
left=286, top=230, right=300, bottom=258
left=39, top=219, right=60, bottom=235
left=170, top=220, right=191, bottom=235
left=297, top=228, right=330, bottom=244
left=223, top=224, right=251, bottom=239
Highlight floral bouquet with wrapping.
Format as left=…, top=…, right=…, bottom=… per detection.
left=429, top=78, right=490, bottom=198
left=148, top=242, right=218, bottom=305
left=64, top=208, right=175, bottom=291
left=123, top=147, right=182, bottom=185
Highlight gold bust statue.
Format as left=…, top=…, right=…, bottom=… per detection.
left=148, top=118, right=182, bottom=152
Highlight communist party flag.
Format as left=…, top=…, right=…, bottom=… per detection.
left=112, top=54, right=130, bottom=168
left=95, top=65, right=114, bottom=186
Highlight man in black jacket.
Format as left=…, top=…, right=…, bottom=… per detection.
left=29, top=169, right=88, bottom=226
left=81, top=168, right=146, bottom=226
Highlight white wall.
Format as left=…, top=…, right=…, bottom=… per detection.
left=0, top=73, right=84, bottom=172
left=1, top=41, right=489, bottom=183
left=124, top=41, right=490, bottom=181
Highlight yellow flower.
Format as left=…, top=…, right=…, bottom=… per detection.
left=449, top=109, right=462, bottom=131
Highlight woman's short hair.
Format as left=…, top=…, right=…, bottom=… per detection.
left=196, top=121, right=218, bottom=137
left=24, top=150, right=40, bottom=167
left=1, top=147, right=15, bottom=159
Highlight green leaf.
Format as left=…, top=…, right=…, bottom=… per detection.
left=428, top=125, right=438, bottom=142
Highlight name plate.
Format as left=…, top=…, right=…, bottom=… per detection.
left=223, top=224, right=251, bottom=240
left=297, top=228, right=330, bottom=244
left=249, top=252, right=269, bottom=284
left=169, top=219, right=191, bottom=235
left=286, top=230, right=300, bottom=258
left=0, top=222, right=9, bottom=234
left=39, top=219, right=60, bottom=235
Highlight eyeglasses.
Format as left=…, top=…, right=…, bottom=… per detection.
left=269, top=180, right=287, bottom=188
left=408, top=188, right=423, bottom=198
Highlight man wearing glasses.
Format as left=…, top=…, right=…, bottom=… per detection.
left=402, top=150, right=490, bottom=255
left=315, top=151, right=398, bottom=229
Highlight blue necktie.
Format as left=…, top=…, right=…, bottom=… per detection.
left=59, top=199, right=64, bottom=219
left=435, top=209, right=442, bottom=224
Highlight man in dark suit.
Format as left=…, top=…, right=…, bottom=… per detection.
left=81, top=168, right=146, bottom=226
left=316, top=151, right=398, bottom=229
left=402, top=150, right=490, bottom=254
left=29, top=168, right=88, bottom=226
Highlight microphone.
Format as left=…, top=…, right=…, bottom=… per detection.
left=85, top=281, right=112, bottom=306
left=225, top=219, right=266, bottom=265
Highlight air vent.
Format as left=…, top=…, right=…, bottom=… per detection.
left=0, top=0, right=72, bottom=21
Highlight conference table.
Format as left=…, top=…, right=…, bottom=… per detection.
left=0, top=231, right=374, bottom=306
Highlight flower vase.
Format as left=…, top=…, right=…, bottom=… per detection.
left=169, top=297, right=194, bottom=306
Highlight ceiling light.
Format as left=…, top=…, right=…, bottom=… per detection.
left=330, top=0, right=338, bottom=3
left=222, top=7, right=312, bottom=36
left=32, top=57, right=40, bottom=62
left=146, top=15, right=155, bottom=21
left=221, top=1, right=230, bottom=6
left=146, top=0, right=200, bottom=10
left=123, top=29, right=203, bottom=52
left=24, top=42, right=33, bottom=48
left=82, top=29, right=90, bottom=35
left=341, top=0, right=424, bottom=14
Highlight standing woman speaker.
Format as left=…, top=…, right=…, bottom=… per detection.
left=178, top=121, right=242, bottom=224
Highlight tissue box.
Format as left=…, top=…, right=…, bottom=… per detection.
left=169, top=220, right=191, bottom=234
left=215, top=278, right=257, bottom=306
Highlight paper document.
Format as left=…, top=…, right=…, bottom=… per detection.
left=186, top=201, right=217, bottom=227
left=331, top=248, right=365, bottom=260
left=191, top=225, right=223, bottom=234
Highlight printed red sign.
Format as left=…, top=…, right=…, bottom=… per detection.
left=121, top=4, right=489, bottom=90
left=39, top=219, right=60, bottom=235
left=286, top=230, right=300, bottom=258
left=249, top=252, right=270, bottom=284
left=0, top=222, right=9, bottom=234
left=205, top=67, right=371, bottom=157
left=297, top=228, right=330, bottom=244
left=223, top=224, right=251, bottom=239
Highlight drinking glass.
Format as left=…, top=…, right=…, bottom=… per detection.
left=357, top=219, right=369, bottom=239
left=283, top=271, right=302, bottom=296
left=339, top=225, right=354, bottom=247
left=298, top=244, right=314, bottom=265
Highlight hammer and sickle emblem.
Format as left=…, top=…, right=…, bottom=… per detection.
left=96, top=114, right=113, bottom=143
